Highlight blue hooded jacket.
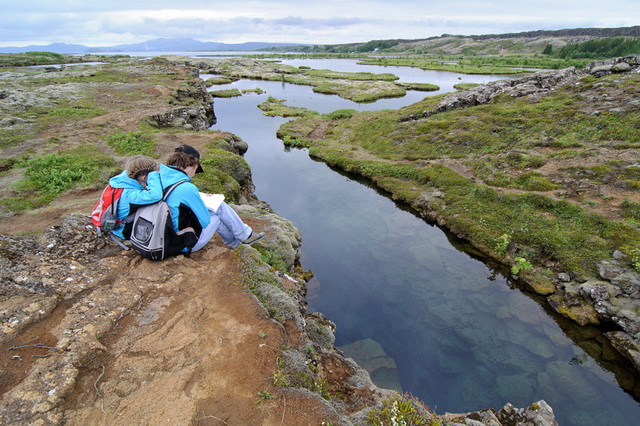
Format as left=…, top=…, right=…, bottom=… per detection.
left=108, top=170, right=162, bottom=239
left=158, top=164, right=211, bottom=234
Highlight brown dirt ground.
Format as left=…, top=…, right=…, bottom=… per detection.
left=0, top=223, right=349, bottom=425
left=59, top=243, right=341, bottom=425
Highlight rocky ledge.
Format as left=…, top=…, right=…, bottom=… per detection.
left=0, top=209, right=555, bottom=424
left=401, top=55, right=640, bottom=122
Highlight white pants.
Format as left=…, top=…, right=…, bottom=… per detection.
left=191, top=202, right=252, bottom=252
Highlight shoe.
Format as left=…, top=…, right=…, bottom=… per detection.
left=243, top=231, right=265, bottom=245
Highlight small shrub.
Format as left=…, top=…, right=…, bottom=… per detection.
left=256, top=245, right=288, bottom=272
left=620, top=199, right=640, bottom=221
left=631, top=248, right=640, bottom=271
left=494, top=234, right=511, bottom=256
left=365, top=392, right=441, bottom=425
left=272, top=370, right=290, bottom=387
left=512, top=257, right=533, bottom=275
left=256, top=390, right=273, bottom=402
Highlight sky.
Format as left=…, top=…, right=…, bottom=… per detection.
left=1, top=0, right=639, bottom=47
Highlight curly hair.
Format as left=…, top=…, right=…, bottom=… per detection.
left=125, top=155, right=159, bottom=180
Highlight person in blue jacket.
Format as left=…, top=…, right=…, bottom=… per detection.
left=161, top=151, right=264, bottom=252
left=108, top=155, right=163, bottom=240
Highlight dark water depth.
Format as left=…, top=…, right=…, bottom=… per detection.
left=206, top=62, right=640, bottom=425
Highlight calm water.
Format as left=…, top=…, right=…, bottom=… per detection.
left=206, top=60, right=640, bottom=425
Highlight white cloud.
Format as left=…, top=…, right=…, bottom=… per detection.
left=0, top=0, right=638, bottom=47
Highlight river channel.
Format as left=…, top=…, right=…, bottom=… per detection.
left=204, top=58, right=640, bottom=425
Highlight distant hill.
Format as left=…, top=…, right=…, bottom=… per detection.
left=274, top=26, right=640, bottom=56
left=0, top=37, right=301, bottom=54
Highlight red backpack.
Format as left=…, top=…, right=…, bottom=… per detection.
left=91, top=185, right=124, bottom=237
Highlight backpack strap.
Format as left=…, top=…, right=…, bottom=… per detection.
left=110, top=233, right=130, bottom=251
left=122, top=180, right=187, bottom=225
left=162, top=180, right=188, bottom=201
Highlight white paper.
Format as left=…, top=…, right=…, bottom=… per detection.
left=199, top=192, right=225, bottom=212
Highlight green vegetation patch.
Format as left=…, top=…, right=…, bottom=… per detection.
left=49, top=106, right=107, bottom=118
left=191, top=148, right=252, bottom=202
left=207, top=58, right=416, bottom=102
left=0, top=145, right=116, bottom=211
left=302, top=68, right=399, bottom=81
left=107, top=131, right=158, bottom=157
left=209, top=88, right=242, bottom=98
left=204, top=76, right=238, bottom=86
left=0, top=127, right=34, bottom=149
left=454, top=82, right=481, bottom=91
left=258, top=96, right=319, bottom=117
left=366, top=392, right=442, bottom=425
left=358, top=55, right=589, bottom=74
left=191, top=167, right=241, bottom=203
left=396, top=82, right=440, bottom=91
left=0, top=51, right=67, bottom=67
left=313, top=79, right=406, bottom=103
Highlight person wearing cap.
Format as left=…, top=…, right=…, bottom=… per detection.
left=108, top=155, right=163, bottom=240
left=174, top=144, right=204, bottom=173
left=159, top=150, right=264, bottom=252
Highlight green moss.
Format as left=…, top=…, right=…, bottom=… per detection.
left=191, top=168, right=241, bottom=202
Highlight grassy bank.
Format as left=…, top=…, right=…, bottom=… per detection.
left=277, top=70, right=640, bottom=283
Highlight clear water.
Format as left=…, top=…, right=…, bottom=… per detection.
left=207, top=61, right=640, bottom=425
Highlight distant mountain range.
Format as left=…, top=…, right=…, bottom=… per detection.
left=0, top=37, right=302, bottom=54
left=3, top=27, right=639, bottom=55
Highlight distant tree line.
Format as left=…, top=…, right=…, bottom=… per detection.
left=544, top=37, right=640, bottom=59
left=466, top=26, right=640, bottom=41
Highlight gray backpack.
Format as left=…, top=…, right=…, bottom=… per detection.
left=126, top=180, right=198, bottom=260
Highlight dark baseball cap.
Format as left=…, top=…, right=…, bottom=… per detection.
left=174, top=144, right=204, bottom=173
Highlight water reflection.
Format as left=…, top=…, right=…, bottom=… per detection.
left=206, top=61, right=640, bottom=426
